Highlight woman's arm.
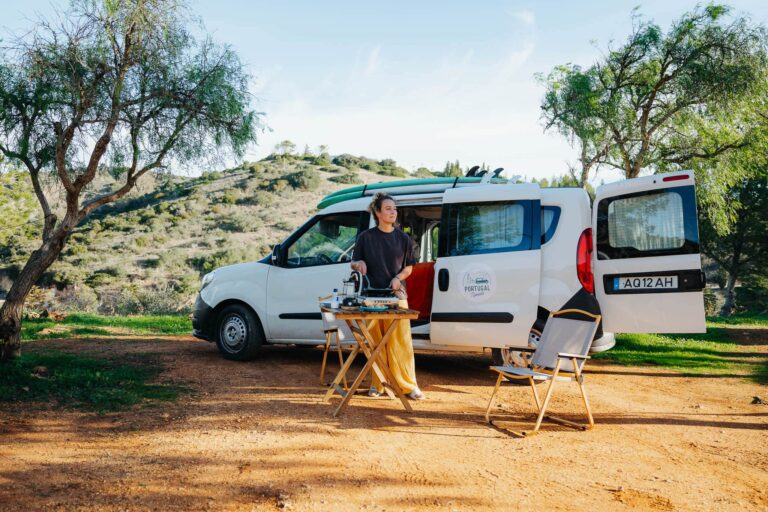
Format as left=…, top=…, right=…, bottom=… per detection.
left=390, top=265, right=412, bottom=290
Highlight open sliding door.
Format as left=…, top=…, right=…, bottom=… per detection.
left=430, top=184, right=542, bottom=348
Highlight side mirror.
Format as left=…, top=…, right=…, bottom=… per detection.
left=271, top=244, right=282, bottom=266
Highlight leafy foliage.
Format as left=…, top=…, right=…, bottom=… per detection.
left=540, top=5, right=768, bottom=180
left=0, top=0, right=263, bottom=359
left=329, top=170, right=362, bottom=184
left=700, top=174, right=768, bottom=314
left=286, top=168, right=321, bottom=191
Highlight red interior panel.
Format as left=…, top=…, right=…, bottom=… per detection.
left=407, top=262, right=435, bottom=320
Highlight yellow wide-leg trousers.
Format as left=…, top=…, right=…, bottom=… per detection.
left=368, top=300, right=419, bottom=394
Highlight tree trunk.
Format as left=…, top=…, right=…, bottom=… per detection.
left=0, top=228, right=70, bottom=362
left=580, top=164, right=591, bottom=190
left=719, top=272, right=738, bottom=317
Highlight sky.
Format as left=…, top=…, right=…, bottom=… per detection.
left=4, top=1, right=768, bottom=183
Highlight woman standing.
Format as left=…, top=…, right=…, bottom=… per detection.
left=351, top=193, right=425, bottom=400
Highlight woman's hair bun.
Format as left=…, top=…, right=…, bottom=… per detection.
left=368, top=192, right=395, bottom=213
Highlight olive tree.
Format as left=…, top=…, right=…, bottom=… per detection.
left=538, top=64, right=612, bottom=188
left=0, top=0, right=260, bottom=361
left=540, top=5, right=766, bottom=181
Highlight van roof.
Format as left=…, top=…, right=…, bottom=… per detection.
left=317, top=176, right=507, bottom=209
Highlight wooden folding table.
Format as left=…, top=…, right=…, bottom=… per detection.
left=321, top=306, right=420, bottom=417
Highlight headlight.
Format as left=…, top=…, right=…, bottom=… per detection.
left=200, top=271, right=216, bottom=290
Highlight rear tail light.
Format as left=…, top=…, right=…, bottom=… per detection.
left=662, top=174, right=689, bottom=182
left=577, top=228, right=594, bottom=294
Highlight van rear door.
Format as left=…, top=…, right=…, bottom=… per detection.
left=592, top=171, right=706, bottom=333
left=430, top=183, right=542, bottom=348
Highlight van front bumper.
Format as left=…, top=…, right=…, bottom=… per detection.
left=192, top=294, right=215, bottom=342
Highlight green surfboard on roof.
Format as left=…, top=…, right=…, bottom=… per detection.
left=317, top=176, right=507, bottom=210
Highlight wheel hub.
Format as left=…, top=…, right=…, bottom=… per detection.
left=502, top=329, right=541, bottom=367
left=221, top=315, right=246, bottom=351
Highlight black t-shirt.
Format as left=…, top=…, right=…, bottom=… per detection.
left=352, top=227, right=417, bottom=290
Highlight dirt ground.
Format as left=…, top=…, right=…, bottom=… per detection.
left=1, top=336, right=766, bottom=512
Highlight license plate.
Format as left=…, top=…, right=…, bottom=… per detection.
left=614, top=275, right=678, bottom=291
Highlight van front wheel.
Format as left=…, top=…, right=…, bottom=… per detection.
left=491, top=327, right=542, bottom=368
left=215, top=304, right=263, bottom=361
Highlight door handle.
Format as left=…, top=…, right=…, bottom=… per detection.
left=438, top=268, right=449, bottom=291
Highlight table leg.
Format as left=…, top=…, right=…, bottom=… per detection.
left=356, top=319, right=396, bottom=400
left=358, top=320, right=399, bottom=401
left=324, top=342, right=360, bottom=402
left=333, top=319, right=414, bottom=416
left=333, top=320, right=398, bottom=417
left=367, top=320, right=413, bottom=413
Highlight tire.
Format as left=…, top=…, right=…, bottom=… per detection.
left=491, top=321, right=545, bottom=367
left=215, top=304, right=264, bottom=361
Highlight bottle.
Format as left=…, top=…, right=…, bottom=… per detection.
left=330, top=289, right=339, bottom=309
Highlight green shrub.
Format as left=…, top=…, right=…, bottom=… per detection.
left=85, top=267, right=124, bottom=288
left=238, top=190, right=274, bottom=207
left=704, top=288, right=719, bottom=316
left=330, top=171, right=362, bottom=184
left=275, top=220, right=293, bottom=231
left=735, top=285, right=768, bottom=314
left=271, top=179, right=289, bottom=193
left=333, top=154, right=365, bottom=168
left=313, top=153, right=332, bottom=166
left=64, top=242, right=88, bottom=257
left=200, top=170, right=222, bottom=183
left=220, top=189, right=241, bottom=205
left=54, top=285, right=100, bottom=313
left=134, top=235, right=151, bottom=248
left=138, top=257, right=160, bottom=269
left=187, top=246, right=264, bottom=274
left=360, top=160, right=382, bottom=173
left=286, top=168, right=321, bottom=191
left=139, top=207, right=157, bottom=222
left=220, top=213, right=258, bottom=233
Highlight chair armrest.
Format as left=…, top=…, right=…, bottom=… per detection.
left=558, top=352, right=590, bottom=360
left=512, top=347, right=537, bottom=354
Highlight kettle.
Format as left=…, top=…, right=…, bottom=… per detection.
left=344, top=271, right=367, bottom=297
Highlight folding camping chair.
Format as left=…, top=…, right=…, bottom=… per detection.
left=318, top=306, right=355, bottom=388
left=484, top=309, right=601, bottom=437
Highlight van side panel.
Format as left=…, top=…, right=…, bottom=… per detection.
left=199, top=262, right=270, bottom=336
left=538, top=188, right=591, bottom=313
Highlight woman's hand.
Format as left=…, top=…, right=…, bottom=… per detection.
left=390, top=276, right=401, bottom=290
left=352, top=260, right=367, bottom=275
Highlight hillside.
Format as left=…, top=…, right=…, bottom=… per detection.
left=0, top=153, right=417, bottom=314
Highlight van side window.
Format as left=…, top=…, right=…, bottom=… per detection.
left=541, top=206, right=561, bottom=244
left=284, top=212, right=367, bottom=268
left=595, top=185, right=699, bottom=260
left=438, top=200, right=539, bottom=257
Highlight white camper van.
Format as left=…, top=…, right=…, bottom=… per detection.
left=192, top=170, right=706, bottom=364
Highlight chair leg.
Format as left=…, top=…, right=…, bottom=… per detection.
left=485, top=373, right=505, bottom=423
left=573, top=359, right=594, bottom=428
left=320, top=331, right=332, bottom=385
left=533, top=360, right=561, bottom=432
left=528, top=376, right=541, bottom=411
